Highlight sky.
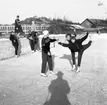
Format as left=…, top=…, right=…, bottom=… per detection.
left=0, top=0, right=107, bottom=24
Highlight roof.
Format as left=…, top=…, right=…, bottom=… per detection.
left=81, top=18, right=107, bottom=27
left=70, top=24, right=85, bottom=29
left=84, top=27, right=104, bottom=32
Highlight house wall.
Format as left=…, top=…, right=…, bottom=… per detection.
left=81, top=20, right=94, bottom=28
left=0, top=24, right=49, bottom=34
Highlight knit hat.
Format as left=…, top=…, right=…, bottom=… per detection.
left=43, top=30, right=49, bottom=35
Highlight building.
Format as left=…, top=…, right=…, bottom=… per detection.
left=81, top=18, right=107, bottom=28
left=0, top=24, right=49, bottom=34
left=70, top=24, right=85, bottom=34
left=70, top=24, right=84, bottom=29
left=81, top=18, right=107, bottom=32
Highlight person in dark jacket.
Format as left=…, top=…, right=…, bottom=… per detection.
left=41, top=30, right=58, bottom=77
left=27, top=31, right=39, bottom=52
left=15, top=15, right=23, bottom=34
left=14, top=15, right=23, bottom=55
left=9, top=31, right=21, bottom=57
left=27, top=30, right=34, bottom=52
left=58, top=32, right=92, bottom=73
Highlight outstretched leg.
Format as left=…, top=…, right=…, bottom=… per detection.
left=77, top=41, right=92, bottom=72
left=82, top=41, right=92, bottom=51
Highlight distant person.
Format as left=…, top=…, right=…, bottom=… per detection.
left=9, top=31, right=21, bottom=57
left=14, top=15, right=23, bottom=56
left=27, top=30, right=34, bottom=52
left=58, top=32, right=92, bottom=73
left=97, top=30, right=100, bottom=35
left=73, top=29, right=77, bottom=36
left=41, top=30, right=58, bottom=77
left=27, top=30, right=39, bottom=52
left=31, top=21, right=40, bottom=51
left=15, top=15, right=23, bottom=36
left=31, top=21, right=36, bottom=32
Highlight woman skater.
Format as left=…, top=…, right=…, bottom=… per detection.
left=58, top=32, right=92, bottom=73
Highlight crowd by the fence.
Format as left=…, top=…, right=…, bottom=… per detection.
left=0, top=32, right=62, bottom=60
left=0, top=38, right=33, bottom=60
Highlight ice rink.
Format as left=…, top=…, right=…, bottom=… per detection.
left=0, top=33, right=107, bottom=105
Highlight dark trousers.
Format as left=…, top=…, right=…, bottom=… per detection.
left=41, top=51, right=53, bottom=73
left=71, top=52, right=76, bottom=65
left=17, top=39, right=21, bottom=55
left=71, top=41, right=92, bottom=66
left=29, top=40, right=37, bottom=51
left=36, top=40, right=40, bottom=50
left=11, top=39, right=21, bottom=56
left=29, top=40, right=34, bottom=51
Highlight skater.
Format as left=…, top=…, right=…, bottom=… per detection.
left=27, top=31, right=38, bottom=52
left=14, top=15, right=23, bottom=56
left=31, top=21, right=40, bottom=51
left=41, top=30, right=58, bottom=77
left=58, top=32, right=92, bottom=73
left=15, top=15, right=23, bottom=35
left=31, top=21, right=36, bottom=32
left=27, top=30, right=34, bottom=52
left=9, top=31, right=21, bottom=57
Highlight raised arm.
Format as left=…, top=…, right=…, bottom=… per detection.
left=50, top=38, right=57, bottom=42
left=80, top=32, right=89, bottom=42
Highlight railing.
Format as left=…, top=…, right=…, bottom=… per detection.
left=0, top=25, right=49, bottom=34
